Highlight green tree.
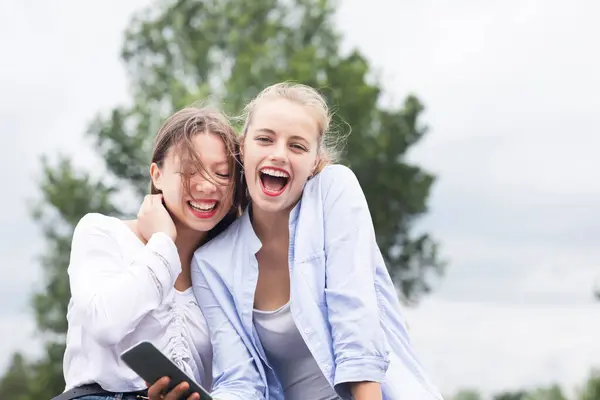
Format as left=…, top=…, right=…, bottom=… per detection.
left=525, top=384, right=568, bottom=400
left=0, top=157, right=119, bottom=399
left=0, top=353, right=31, bottom=400
left=494, top=392, right=528, bottom=400
left=0, top=0, right=444, bottom=397
left=494, top=385, right=568, bottom=400
left=578, top=369, right=600, bottom=400
left=452, top=389, right=483, bottom=400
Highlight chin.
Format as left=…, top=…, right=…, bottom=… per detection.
left=194, top=220, right=221, bottom=231
left=252, top=190, right=301, bottom=215
left=253, top=198, right=286, bottom=214
left=181, top=210, right=225, bottom=233
left=179, top=219, right=213, bottom=234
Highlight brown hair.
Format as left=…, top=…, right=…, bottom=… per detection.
left=150, top=106, right=246, bottom=238
left=240, top=82, right=345, bottom=174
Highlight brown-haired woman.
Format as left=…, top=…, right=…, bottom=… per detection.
left=53, top=106, right=244, bottom=400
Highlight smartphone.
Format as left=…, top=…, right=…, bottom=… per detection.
left=121, top=341, right=213, bottom=400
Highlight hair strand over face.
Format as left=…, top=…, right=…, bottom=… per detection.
left=150, top=106, right=248, bottom=224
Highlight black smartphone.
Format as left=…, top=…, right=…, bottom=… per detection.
left=120, top=341, right=213, bottom=400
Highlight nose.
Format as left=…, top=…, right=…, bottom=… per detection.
left=268, top=141, right=288, bottom=164
left=195, top=178, right=217, bottom=194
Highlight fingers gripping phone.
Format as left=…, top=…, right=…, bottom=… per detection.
left=121, top=341, right=213, bottom=400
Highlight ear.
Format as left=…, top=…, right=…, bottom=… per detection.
left=149, top=162, right=163, bottom=191
left=311, top=155, right=321, bottom=176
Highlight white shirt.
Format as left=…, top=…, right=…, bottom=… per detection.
left=62, top=213, right=212, bottom=393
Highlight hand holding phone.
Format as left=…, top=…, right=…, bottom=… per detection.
left=121, top=341, right=212, bottom=400
left=137, top=194, right=177, bottom=242
left=147, top=376, right=200, bottom=400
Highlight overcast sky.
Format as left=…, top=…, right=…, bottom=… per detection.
left=1, top=0, right=599, bottom=398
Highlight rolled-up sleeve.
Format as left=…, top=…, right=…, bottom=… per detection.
left=192, top=260, right=265, bottom=400
left=321, top=166, right=391, bottom=388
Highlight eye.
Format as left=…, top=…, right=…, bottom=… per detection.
left=255, top=137, right=272, bottom=143
left=216, top=172, right=230, bottom=178
left=291, top=144, right=308, bottom=152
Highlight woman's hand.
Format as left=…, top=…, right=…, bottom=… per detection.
left=137, top=194, right=177, bottom=242
left=147, top=377, right=200, bottom=400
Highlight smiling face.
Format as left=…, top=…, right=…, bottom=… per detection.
left=242, top=98, right=321, bottom=214
left=148, top=107, right=242, bottom=237
left=151, top=132, right=234, bottom=232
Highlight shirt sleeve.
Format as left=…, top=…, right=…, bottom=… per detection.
left=320, top=166, right=391, bottom=390
left=192, top=258, right=266, bottom=400
left=68, top=213, right=181, bottom=346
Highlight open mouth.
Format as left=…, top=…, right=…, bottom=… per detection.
left=187, top=200, right=219, bottom=218
left=259, top=167, right=290, bottom=196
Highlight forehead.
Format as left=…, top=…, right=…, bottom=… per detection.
left=169, top=132, right=229, bottom=166
left=250, top=98, right=320, bottom=141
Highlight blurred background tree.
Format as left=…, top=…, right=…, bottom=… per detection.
left=451, top=389, right=483, bottom=400
left=1, top=0, right=445, bottom=397
left=578, top=370, right=600, bottom=400
left=444, top=378, right=595, bottom=400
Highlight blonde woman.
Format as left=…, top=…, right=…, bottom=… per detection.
left=191, top=83, right=444, bottom=400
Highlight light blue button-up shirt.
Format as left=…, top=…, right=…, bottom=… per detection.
left=192, top=165, right=444, bottom=400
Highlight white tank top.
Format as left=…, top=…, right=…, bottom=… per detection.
left=253, top=302, right=339, bottom=400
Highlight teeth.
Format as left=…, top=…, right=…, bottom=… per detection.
left=189, top=201, right=216, bottom=211
left=260, top=168, right=290, bottom=178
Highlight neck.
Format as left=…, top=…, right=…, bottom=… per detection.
left=250, top=203, right=292, bottom=243
left=174, top=224, right=207, bottom=270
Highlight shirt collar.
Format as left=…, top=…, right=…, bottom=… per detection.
left=240, top=200, right=303, bottom=255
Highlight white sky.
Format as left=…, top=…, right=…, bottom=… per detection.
left=1, top=0, right=599, bottom=398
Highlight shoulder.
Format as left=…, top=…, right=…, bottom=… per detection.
left=312, top=164, right=357, bottom=186
left=306, top=164, right=364, bottom=204
left=72, top=212, right=122, bottom=241
left=68, top=213, right=125, bottom=264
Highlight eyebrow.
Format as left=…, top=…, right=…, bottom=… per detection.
left=255, top=128, right=310, bottom=144
left=256, top=128, right=276, bottom=135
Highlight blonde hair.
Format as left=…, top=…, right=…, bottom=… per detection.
left=241, top=82, right=344, bottom=174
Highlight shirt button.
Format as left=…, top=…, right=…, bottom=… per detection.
left=304, top=328, right=310, bottom=334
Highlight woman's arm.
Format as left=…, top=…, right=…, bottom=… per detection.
left=192, top=258, right=266, bottom=400
left=68, top=213, right=181, bottom=346
left=351, top=382, right=383, bottom=400
left=321, top=166, right=389, bottom=399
